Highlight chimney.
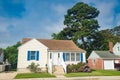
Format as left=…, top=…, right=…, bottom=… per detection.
left=109, top=42, right=113, bottom=53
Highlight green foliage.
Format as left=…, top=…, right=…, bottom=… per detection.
left=67, top=62, right=89, bottom=73
left=52, top=2, right=100, bottom=58
left=27, top=62, right=41, bottom=73
left=4, top=42, right=21, bottom=70
left=15, top=73, right=55, bottom=79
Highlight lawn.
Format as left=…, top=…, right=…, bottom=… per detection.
left=65, top=70, right=120, bottom=77
left=14, top=73, right=55, bottom=79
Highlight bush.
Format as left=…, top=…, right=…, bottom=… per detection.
left=27, top=62, right=41, bottom=73
left=67, top=62, right=91, bottom=73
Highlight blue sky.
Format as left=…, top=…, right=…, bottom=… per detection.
left=0, top=0, right=120, bottom=48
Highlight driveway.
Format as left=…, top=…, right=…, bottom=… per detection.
left=0, top=71, right=17, bottom=80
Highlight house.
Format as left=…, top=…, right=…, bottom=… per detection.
left=88, top=42, right=120, bottom=70
left=88, top=51, right=120, bottom=70
left=113, top=42, right=120, bottom=56
left=0, top=50, right=4, bottom=64
left=17, top=38, right=86, bottom=74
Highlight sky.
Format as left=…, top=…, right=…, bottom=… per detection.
left=0, top=0, right=120, bottom=48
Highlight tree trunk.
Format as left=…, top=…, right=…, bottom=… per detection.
left=81, top=36, right=86, bottom=50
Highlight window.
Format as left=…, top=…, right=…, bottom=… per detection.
left=71, top=53, right=75, bottom=61
left=58, top=53, right=60, bottom=58
left=50, top=53, right=52, bottom=59
left=31, top=51, right=36, bottom=60
left=76, top=53, right=80, bottom=61
left=66, top=53, right=70, bottom=61
left=93, top=59, right=96, bottom=64
left=27, top=51, right=39, bottom=61
left=118, top=47, right=120, bottom=51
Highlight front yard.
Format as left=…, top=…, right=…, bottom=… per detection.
left=65, top=70, right=120, bottom=77
left=14, top=73, right=55, bottom=79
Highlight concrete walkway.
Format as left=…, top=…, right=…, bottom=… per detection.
left=0, top=71, right=17, bottom=80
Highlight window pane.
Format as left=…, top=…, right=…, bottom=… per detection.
left=71, top=53, right=75, bottom=61
left=66, top=53, right=70, bottom=61
left=50, top=53, right=52, bottom=59
left=30, top=51, right=36, bottom=60
left=76, top=53, right=80, bottom=61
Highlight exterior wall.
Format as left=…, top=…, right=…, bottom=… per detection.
left=88, top=58, right=103, bottom=69
left=113, top=43, right=120, bottom=56
left=0, top=52, right=4, bottom=63
left=17, top=39, right=48, bottom=72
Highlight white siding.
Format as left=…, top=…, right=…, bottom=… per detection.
left=17, top=39, right=48, bottom=70
left=88, top=51, right=100, bottom=59
left=104, top=60, right=114, bottom=70
left=113, top=42, right=120, bottom=56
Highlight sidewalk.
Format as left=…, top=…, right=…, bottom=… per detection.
left=14, top=76, right=120, bottom=80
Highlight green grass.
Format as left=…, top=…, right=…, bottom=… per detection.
left=14, top=73, right=55, bottom=79
left=65, top=70, right=120, bottom=77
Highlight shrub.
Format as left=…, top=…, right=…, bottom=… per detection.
left=67, top=62, right=91, bottom=73
left=27, top=62, right=41, bottom=73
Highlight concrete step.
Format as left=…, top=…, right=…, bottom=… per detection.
left=53, top=65, right=65, bottom=75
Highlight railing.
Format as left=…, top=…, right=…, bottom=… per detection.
left=59, top=58, right=67, bottom=73
left=48, top=59, right=52, bottom=74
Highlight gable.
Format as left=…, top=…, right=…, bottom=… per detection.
left=88, top=51, right=100, bottom=59
left=18, top=39, right=48, bottom=50
left=113, top=42, right=120, bottom=55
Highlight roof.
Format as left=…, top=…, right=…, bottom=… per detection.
left=22, top=38, right=85, bottom=52
left=94, top=51, right=120, bottom=59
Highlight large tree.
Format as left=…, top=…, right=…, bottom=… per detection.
left=52, top=2, right=100, bottom=56
left=4, top=42, right=21, bottom=70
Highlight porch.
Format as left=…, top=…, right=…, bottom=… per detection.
left=47, top=52, right=86, bottom=74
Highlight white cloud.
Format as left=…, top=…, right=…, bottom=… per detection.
left=51, top=4, right=68, bottom=15
left=79, top=0, right=118, bottom=29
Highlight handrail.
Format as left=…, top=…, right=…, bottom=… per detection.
left=59, top=58, right=67, bottom=73
left=48, top=59, right=52, bottom=74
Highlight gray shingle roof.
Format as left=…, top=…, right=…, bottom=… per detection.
left=94, top=51, right=120, bottom=59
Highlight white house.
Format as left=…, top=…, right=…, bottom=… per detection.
left=17, top=38, right=86, bottom=74
left=113, top=42, right=120, bottom=56
left=0, top=50, right=4, bottom=64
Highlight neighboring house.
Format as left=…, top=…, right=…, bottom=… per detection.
left=113, top=42, right=120, bottom=56
left=88, top=51, right=120, bottom=70
left=17, top=38, right=86, bottom=74
left=0, top=50, right=4, bottom=64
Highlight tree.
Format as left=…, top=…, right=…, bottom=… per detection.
left=4, top=42, right=21, bottom=70
left=52, top=2, right=100, bottom=58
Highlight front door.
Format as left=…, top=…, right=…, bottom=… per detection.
left=52, top=53, right=61, bottom=65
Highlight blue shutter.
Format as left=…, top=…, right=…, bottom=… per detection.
left=80, top=53, right=83, bottom=62
left=63, top=53, right=66, bottom=61
left=27, top=51, right=30, bottom=61
left=36, top=51, right=39, bottom=61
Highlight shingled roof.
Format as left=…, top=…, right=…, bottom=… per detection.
left=94, top=51, right=120, bottom=59
left=22, top=38, right=85, bottom=52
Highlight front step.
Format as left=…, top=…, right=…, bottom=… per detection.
left=53, top=65, right=65, bottom=75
